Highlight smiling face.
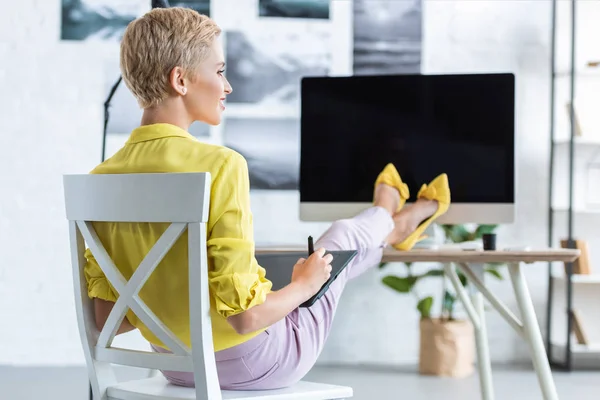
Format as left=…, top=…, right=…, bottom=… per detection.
left=120, top=7, right=226, bottom=119
left=182, top=38, right=233, bottom=126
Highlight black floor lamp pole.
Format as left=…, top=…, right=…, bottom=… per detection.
left=101, top=76, right=122, bottom=162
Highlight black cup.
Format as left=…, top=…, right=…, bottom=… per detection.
left=482, top=233, right=497, bottom=251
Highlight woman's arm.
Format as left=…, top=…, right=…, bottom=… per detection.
left=227, top=281, right=311, bottom=335
left=83, top=249, right=136, bottom=335
left=207, top=151, right=332, bottom=334
left=228, top=249, right=333, bottom=335
left=94, top=298, right=137, bottom=335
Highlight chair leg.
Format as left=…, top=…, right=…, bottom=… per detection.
left=508, top=263, right=559, bottom=400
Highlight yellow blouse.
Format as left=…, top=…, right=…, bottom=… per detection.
left=84, top=123, right=273, bottom=352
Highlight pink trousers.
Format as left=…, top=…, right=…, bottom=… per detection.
left=153, top=206, right=394, bottom=390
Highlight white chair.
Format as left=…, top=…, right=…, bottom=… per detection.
left=63, top=172, right=353, bottom=400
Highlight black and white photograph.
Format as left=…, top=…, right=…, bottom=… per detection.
left=104, top=66, right=211, bottom=139
left=224, top=118, right=299, bottom=190
left=169, top=0, right=210, bottom=14
left=61, top=0, right=210, bottom=41
left=259, top=0, right=329, bottom=19
left=224, top=29, right=330, bottom=111
left=353, top=0, right=422, bottom=75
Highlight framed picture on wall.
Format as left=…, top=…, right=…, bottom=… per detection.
left=258, top=0, right=330, bottom=19
left=60, top=0, right=211, bottom=41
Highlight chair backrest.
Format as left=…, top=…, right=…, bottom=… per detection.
left=64, top=172, right=221, bottom=400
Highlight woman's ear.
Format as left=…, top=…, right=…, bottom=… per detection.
left=169, top=66, right=187, bottom=96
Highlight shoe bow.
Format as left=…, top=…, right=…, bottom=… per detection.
left=418, top=184, right=437, bottom=200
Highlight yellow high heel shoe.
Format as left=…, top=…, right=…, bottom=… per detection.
left=394, top=173, right=451, bottom=251
left=374, top=163, right=410, bottom=213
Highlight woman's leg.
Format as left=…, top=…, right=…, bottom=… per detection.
left=240, top=196, right=439, bottom=389
left=274, top=206, right=395, bottom=385
left=227, top=205, right=394, bottom=390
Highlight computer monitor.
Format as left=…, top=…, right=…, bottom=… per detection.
left=299, top=73, right=515, bottom=224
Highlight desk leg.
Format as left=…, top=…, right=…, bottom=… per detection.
left=469, top=263, right=494, bottom=400
left=508, top=263, right=558, bottom=400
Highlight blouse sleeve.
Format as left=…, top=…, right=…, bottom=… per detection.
left=207, top=151, right=272, bottom=318
left=83, top=248, right=118, bottom=302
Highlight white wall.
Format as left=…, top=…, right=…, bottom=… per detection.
left=1, top=0, right=596, bottom=367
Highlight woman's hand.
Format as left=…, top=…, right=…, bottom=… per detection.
left=291, top=247, right=334, bottom=296
left=228, top=247, right=334, bottom=335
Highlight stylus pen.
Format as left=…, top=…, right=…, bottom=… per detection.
left=308, top=236, right=314, bottom=256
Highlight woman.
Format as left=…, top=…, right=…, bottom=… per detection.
left=86, top=7, right=450, bottom=390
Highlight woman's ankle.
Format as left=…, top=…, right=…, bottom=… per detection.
left=373, top=184, right=399, bottom=215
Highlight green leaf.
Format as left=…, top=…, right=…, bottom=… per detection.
left=474, top=224, right=498, bottom=239
left=457, top=271, right=468, bottom=287
left=443, top=291, right=456, bottom=309
left=442, top=224, right=471, bottom=243
left=405, top=262, right=414, bottom=277
left=423, top=269, right=444, bottom=277
left=443, top=291, right=457, bottom=319
left=407, top=269, right=444, bottom=282
left=378, top=262, right=388, bottom=269
left=417, top=296, right=433, bottom=318
left=485, top=267, right=503, bottom=280
left=382, top=275, right=417, bottom=293
left=441, top=224, right=454, bottom=236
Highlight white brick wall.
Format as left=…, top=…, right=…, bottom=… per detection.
left=1, top=0, right=598, bottom=367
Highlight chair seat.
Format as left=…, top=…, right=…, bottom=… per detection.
left=107, top=375, right=353, bottom=400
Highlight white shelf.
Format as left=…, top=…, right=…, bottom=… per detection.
left=555, top=69, right=600, bottom=78
left=554, top=137, right=600, bottom=145
left=550, top=342, right=600, bottom=368
left=552, top=341, right=600, bottom=353
left=552, top=274, right=600, bottom=284
left=552, top=206, right=600, bottom=214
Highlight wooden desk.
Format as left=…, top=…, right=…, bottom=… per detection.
left=257, top=246, right=579, bottom=400
left=258, top=246, right=579, bottom=264
left=379, top=247, right=579, bottom=264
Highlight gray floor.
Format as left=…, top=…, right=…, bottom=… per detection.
left=2, top=364, right=599, bottom=399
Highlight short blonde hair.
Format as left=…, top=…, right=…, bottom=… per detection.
left=120, top=7, right=221, bottom=108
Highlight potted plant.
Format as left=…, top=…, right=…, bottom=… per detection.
left=380, top=224, right=503, bottom=378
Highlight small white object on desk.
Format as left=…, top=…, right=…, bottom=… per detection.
left=460, top=241, right=483, bottom=251
left=504, top=245, right=532, bottom=252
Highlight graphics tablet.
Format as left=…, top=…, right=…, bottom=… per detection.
left=256, top=250, right=357, bottom=308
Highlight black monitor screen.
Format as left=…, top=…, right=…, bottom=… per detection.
left=300, top=73, right=515, bottom=204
